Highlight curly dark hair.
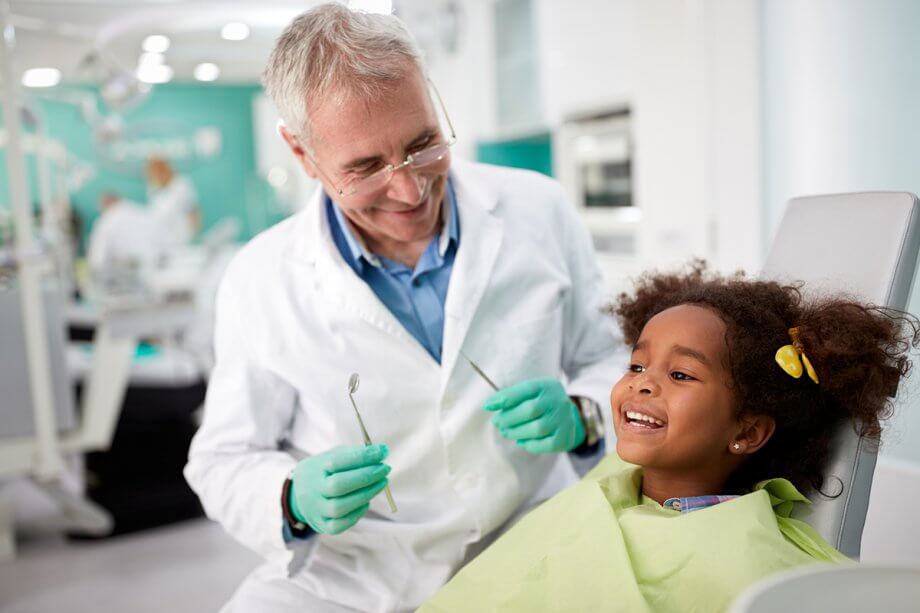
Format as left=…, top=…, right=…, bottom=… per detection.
left=610, top=260, right=920, bottom=495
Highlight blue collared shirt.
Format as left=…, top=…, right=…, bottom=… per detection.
left=326, top=180, right=460, bottom=363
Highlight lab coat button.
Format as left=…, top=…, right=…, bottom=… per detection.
left=459, top=472, right=479, bottom=489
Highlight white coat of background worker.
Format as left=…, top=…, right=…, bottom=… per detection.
left=145, top=156, right=201, bottom=250
left=86, top=191, right=162, bottom=274
left=184, top=4, right=622, bottom=612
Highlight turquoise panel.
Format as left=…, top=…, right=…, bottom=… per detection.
left=475, top=132, right=553, bottom=177
left=1, top=83, right=281, bottom=253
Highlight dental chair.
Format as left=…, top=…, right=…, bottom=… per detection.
left=728, top=564, right=920, bottom=613
left=759, top=191, right=920, bottom=559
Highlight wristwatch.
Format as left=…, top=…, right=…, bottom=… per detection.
left=281, top=472, right=311, bottom=536
left=573, top=396, right=604, bottom=447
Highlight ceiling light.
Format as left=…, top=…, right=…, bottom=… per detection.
left=137, top=63, right=173, bottom=84
left=138, top=52, right=165, bottom=67
left=22, top=67, right=62, bottom=88
left=221, top=22, right=250, bottom=41
left=194, top=62, right=220, bottom=82
left=142, top=34, right=170, bottom=53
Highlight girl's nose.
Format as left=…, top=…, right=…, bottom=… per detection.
left=631, top=372, right=661, bottom=396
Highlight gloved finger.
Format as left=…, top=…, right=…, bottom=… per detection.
left=320, top=479, right=389, bottom=519
left=322, top=444, right=389, bottom=473
left=499, top=414, right=557, bottom=441
left=320, top=463, right=391, bottom=498
left=490, top=397, right=549, bottom=430
left=320, top=504, right=370, bottom=535
left=515, top=435, right=563, bottom=455
left=482, top=379, right=546, bottom=412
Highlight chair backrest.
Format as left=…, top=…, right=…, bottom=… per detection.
left=760, top=191, right=920, bottom=558
left=728, top=564, right=920, bottom=613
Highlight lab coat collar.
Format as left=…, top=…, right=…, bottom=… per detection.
left=284, top=159, right=503, bottom=376
left=438, top=161, right=503, bottom=391
left=325, top=178, right=461, bottom=273
left=287, top=158, right=496, bottom=266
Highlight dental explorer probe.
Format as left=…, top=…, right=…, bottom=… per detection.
left=460, top=351, right=499, bottom=391
left=347, top=373, right=398, bottom=513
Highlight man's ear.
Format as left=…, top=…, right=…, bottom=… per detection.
left=279, top=125, right=319, bottom=179
left=730, top=415, right=776, bottom=455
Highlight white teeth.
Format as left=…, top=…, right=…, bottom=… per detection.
left=625, top=410, right=665, bottom=426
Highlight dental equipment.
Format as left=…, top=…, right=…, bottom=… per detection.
left=460, top=351, right=498, bottom=391
left=347, top=373, right=397, bottom=513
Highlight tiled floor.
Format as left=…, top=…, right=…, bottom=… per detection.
left=0, top=518, right=259, bottom=613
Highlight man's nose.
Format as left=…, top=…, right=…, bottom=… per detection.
left=385, top=167, right=425, bottom=204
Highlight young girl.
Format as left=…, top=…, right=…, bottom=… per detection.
left=421, top=263, right=919, bottom=613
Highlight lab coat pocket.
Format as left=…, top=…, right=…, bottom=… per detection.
left=497, top=304, right=565, bottom=387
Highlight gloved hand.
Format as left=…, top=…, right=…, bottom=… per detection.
left=483, top=378, right=586, bottom=454
left=289, top=444, right=391, bottom=535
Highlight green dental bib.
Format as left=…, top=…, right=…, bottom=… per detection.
left=421, top=454, right=848, bottom=613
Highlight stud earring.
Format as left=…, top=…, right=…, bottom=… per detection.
left=732, top=442, right=741, bottom=451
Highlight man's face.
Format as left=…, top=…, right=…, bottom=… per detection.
left=287, top=67, right=450, bottom=251
left=610, top=304, right=741, bottom=475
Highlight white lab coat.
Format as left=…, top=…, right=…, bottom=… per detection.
left=184, top=159, right=623, bottom=612
left=148, top=175, right=197, bottom=249
left=86, top=199, right=162, bottom=272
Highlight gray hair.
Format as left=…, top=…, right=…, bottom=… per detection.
left=262, top=3, right=427, bottom=141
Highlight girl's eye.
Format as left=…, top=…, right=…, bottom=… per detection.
left=629, top=363, right=645, bottom=373
left=670, top=371, right=695, bottom=381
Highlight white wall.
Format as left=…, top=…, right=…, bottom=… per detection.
left=533, top=0, right=762, bottom=277
left=761, top=0, right=920, bottom=465
left=533, top=0, right=636, bottom=125
left=400, top=0, right=497, bottom=162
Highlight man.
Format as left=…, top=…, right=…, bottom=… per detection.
left=184, top=4, right=621, bottom=612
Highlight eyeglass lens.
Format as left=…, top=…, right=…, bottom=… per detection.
left=349, top=142, right=450, bottom=196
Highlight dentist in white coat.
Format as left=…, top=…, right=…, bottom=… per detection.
left=184, top=4, right=622, bottom=612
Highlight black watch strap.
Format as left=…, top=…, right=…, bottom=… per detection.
left=281, top=475, right=313, bottom=537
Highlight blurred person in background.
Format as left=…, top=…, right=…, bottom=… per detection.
left=146, top=156, right=201, bottom=249
left=86, top=191, right=162, bottom=274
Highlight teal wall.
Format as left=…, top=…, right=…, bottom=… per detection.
left=476, top=132, right=553, bottom=177
left=1, top=83, right=282, bottom=253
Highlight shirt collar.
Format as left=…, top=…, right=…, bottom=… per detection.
left=438, top=179, right=459, bottom=258
left=328, top=196, right=379, bottom=269
left=662, top=494, right=739, bottom=514
left=326, top=177, right=459, bottom=272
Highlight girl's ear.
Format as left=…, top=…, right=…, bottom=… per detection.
left=729, top=415, right=776, bottom=455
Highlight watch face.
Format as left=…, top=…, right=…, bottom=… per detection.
left=580, top=398, right=603, bottom=442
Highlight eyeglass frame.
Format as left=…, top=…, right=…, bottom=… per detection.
left=300, top=79, right=457, bottom=199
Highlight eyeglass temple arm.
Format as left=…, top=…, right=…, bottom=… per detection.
left=427, top=79, right=456, bottom=143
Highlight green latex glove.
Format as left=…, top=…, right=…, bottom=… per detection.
left=289, top=444, right=391, bottom=534
left=483, top=378, right=586, bottom=454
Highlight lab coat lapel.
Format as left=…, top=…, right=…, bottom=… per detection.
left=290, top=190, right=431, bottom=361
left=440, top=163, right=504, bottom=389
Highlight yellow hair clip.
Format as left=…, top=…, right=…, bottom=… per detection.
left=775, top=327, right=820, bottom=384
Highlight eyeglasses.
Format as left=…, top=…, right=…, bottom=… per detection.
left=306, top=80, right=457, bottom=199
